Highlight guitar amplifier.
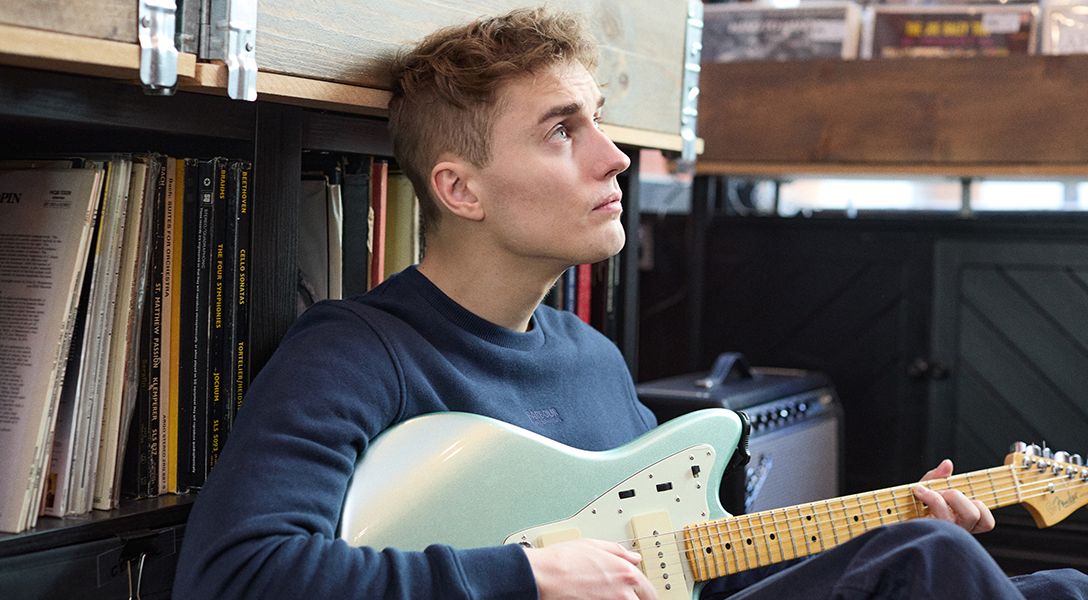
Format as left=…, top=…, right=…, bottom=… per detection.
left=635, top=353, right=843, bottom=516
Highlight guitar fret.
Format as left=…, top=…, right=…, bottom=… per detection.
left=803, top=503, right=824, bottom=553
left=840, top=497, right=855, bottom=539
left=873, top=492, right=884, bottom=527
left=860, top=492, right=877, bottom=533
left=730, top=516, right=745, bottom=574
left=682, top=525, right=699, bottom=582
left=783, top=506, right=799, bottom=561
left=681, top=454, right=1083, bottom=586
left=688, top=524, right=705, bottom=581
left=889, top=488, right=902, bottom=522
left=798, top=504, right=815, bottom=555
left=742, top=513, right=760, bottom=569
left=757, top=509, right=783, bottom=565
left=822, top=500, right=839, bottom=548
left=986, top=470, right=999, bottom=508
left=706, top=522, right=718, bottom=579
left=715, top=516, right=736, bottom=575
left=711, top=520, right=727, bottom=578
left=772, top=508, right=788, bottom=563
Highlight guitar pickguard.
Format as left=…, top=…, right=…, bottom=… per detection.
left=503, top=444, right=719, bottom=599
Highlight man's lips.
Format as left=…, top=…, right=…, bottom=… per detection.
left=594, top=193, right=623, bottom=211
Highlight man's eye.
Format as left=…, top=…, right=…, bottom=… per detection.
left=551, top=126, right=569, bottom=141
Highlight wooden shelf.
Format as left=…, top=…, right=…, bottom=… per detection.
left=178, top=62, right=392, bottom=117
left=0, top=495, right=195, bottom=558
left=0, top=23, right=694, bottom=151
left=0, top=23, right=195, bottom=81
left=696, top=54, right=1088, bottom=177
left=696, top=161, right=1088, bottom=179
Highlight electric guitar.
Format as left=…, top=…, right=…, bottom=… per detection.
left=339, top=409, right=1088, bottom=600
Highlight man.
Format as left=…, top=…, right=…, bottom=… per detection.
left=173, top=7, right=1087, bottom=600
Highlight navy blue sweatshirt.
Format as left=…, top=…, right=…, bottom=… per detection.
left=173, top=266, right=657, bottom=600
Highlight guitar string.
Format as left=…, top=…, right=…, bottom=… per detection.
left=632, top=466, right=1083, bottom=551
left=637, top=473, right=1083, bottom=559
left=627, top=474, right=1086, bottom=584
left=615, top=468, right=1085, bottom=583
left=636, top=474, right=1085, bottom=582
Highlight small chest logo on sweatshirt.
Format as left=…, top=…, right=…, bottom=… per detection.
left=526, top=407, right=563, bottom=425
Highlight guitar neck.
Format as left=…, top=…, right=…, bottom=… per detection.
left=683, top=464, right=1022, bottom=581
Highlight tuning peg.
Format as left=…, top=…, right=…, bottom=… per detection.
left=1042, top=444, right=1053, bottom=459
left=1054, top=451, right=1071, bottom=463
left=1072, top=454, right=1084, bottom=466
left=1011, top=442, right=1028, bottom=453
left=1028, top=444, right=1043, bottom=457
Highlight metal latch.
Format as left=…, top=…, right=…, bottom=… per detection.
left=138, top=0, right=180, bottom=95
left=205, top=0, right=259, bottom=101
left=677, top=0, right=703, bottom=174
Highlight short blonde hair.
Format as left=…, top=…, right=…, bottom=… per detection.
left=388, top=7, right=599, bottom=233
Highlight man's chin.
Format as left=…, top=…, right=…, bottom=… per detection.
left=583, top=231, right=626, bottom=264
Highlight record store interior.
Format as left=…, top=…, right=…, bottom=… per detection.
left=1, top=0, right=1087, bottom=597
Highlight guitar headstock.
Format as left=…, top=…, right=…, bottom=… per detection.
left=1005, top=443, right=1088, bottom=528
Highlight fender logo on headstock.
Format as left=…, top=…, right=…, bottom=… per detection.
left=1046, top=491, right=1083, bottom=515
left=1008, top=443, right=1088, bottom=529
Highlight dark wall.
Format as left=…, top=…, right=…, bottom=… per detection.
left=639, top=211, right=1088, bottom=493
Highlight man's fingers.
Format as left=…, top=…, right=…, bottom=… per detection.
left=920, top=459, right=954, bottom=482
left=911, top=486, right=995, bottom=534
left=596, top=539, right=643, bottom=567
left=912, top=484, right=948, bottom=518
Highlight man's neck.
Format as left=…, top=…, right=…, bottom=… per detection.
left=415, top=248, right=562, bottom=333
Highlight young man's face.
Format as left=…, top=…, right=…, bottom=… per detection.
left=466, top=60, right=631, bottom=272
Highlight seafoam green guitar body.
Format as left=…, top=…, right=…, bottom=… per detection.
left=340, top=409, right=745, bottom=600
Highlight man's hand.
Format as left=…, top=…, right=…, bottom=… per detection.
left=524, top=538, right=659, bottom=600
left=912, top=459, right=996, bottom=534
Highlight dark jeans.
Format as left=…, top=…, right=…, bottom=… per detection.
left=700, top=520, right=1088, bottom=600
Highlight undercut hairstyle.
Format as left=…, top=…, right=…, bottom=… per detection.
left=388, top=7, right=600, bottom=233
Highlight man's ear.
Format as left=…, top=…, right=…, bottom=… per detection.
left=430, top=160, right=485, bottom=222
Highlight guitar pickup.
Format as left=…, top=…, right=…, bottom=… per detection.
left=656, top=482, right=673, bottom=492
left=618, top=489, right=636, bottom=499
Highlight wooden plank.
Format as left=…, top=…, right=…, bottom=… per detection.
left=600, top=124, right=701, bottom=154
left=698, top=55, right=1088, bottom=167
left=254, top=0, right=687, bottom=136
left=696, top=161, right=1088, bottom=178
left=0, top=0, right=136, bottom=43
left=180, top=63, right=391, bottom=116
left=180, top=66, right=692, bottom=150
left=0, top=23, right=196, bottom=80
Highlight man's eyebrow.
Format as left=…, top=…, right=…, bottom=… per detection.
left=537, top=96, right=607, bottom=125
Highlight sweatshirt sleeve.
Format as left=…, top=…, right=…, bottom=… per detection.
left=172, top=302, right=539, bottom=600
